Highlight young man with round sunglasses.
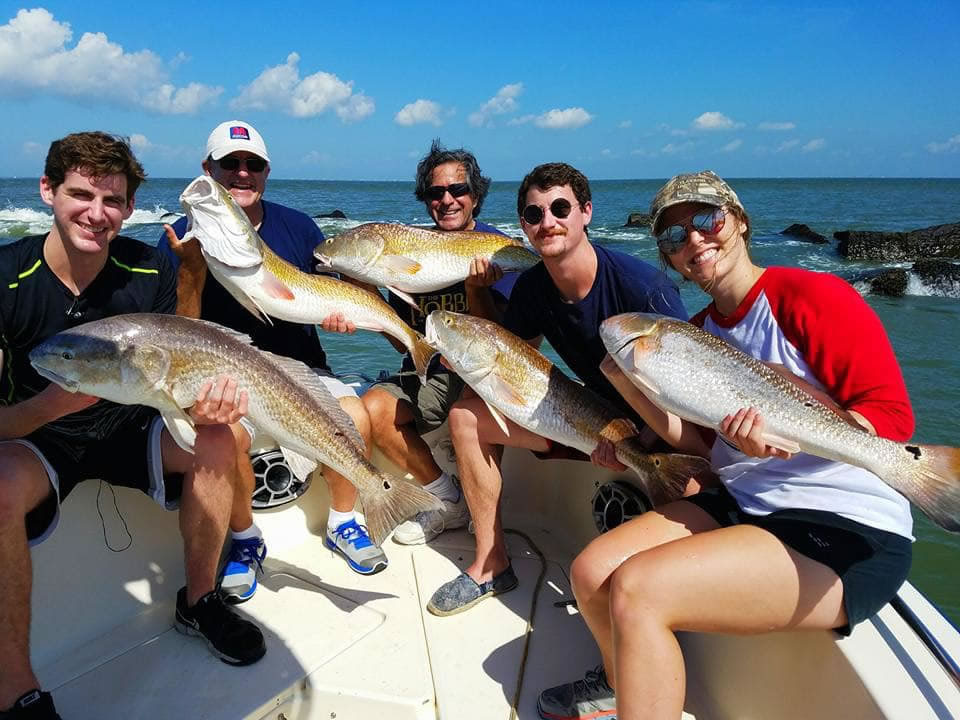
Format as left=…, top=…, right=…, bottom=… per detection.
left=427, top=162, right=689, bottom=616
left=161, top=120, right=388, bottom=585
left=363, top=140, right=518, bottom=547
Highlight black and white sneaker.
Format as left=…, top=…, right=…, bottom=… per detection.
left=174, top=586, right=266, bottom=666
left=0, top=690, right=61, bottom=720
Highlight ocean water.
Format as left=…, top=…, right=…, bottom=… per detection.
left=2, top=176, right=959, bottom=624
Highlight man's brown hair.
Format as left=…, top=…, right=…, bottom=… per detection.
left=44, top=132, right=146, bottom=200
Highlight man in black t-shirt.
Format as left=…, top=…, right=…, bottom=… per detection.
left=0, top=133, right=265, bottom=720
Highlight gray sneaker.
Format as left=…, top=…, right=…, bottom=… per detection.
left=537, top=665, right=616, bottom=720
left=393, top=490, right=470, bottom=545
left=325, top=519, right=388, bottom=575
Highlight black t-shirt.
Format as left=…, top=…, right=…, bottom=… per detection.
left=0, top=234, right=176, bottom=441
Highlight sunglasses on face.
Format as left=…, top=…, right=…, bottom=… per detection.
left=521, top=198, right=573, bottom=225
left=215, top=156, right=267, bottom=173
left=425, top=182, right=471, bottom=201
left=656, top=207, right=727, bottom=255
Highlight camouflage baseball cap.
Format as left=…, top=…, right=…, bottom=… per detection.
left=650, top=171, right=743, bottom=235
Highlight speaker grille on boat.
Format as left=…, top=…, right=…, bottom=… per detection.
left=251, top=450, right=312, bottom=509
left=592, top=480, right=652, bottom=533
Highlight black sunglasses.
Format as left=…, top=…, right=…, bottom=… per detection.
left=215, top=156, right=267, bottom=173
left=424, top=183, right=471, bottom=201
left=522, top=198, right=573, bottom=225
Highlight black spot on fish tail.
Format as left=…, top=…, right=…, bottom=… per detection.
left=906, top=445, right=922, bottom=460
left=382, top=480, right=391, bottom=490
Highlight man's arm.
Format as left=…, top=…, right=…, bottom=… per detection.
left=0, top=382, right=99, bottom=440
left=162, top=224, right=207, bottom=318
left=465, top=257, right=505, bottom=323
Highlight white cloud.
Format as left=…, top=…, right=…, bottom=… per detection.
left=692, top=112, right=743, bottom=130
left=468, top=82, right=523, bottom=127
left=661, top=141, right=695, bottom=154
left=534, top=107, right=593, bottom=129
left=775, top=139, right=801, bottom=153
left=395, top=99, right=445, bottom=126
left=758, top=121, right=796, bottom=131
left=618, top=120, right=632, bottom=129
left=720, top=139, right=743, bottom=153
left=129, top=134, right=151, bottom=152
left=508, top=114, right=536, bottom=126
left=927, top=134, right=960, bottom=153
left=802, top=138, right=825, bottom=152
left=601, top=148, right=612, bottom=156
left=301, top=150, right=333, bottom=165
left=231, top=53, right=373, bottom=122
left=22, top=140, right=42, bottom=155
left=0, top=8, right=221, bottom=114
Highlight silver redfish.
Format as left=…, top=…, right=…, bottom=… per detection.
left=29, top=313, right=442, bottom=544
left=599, top=312, right=960, bottom=532
left=179, top=177, right=434, bottom=381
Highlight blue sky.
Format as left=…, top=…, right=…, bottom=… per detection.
left=2, top=1, right=958, bottom=180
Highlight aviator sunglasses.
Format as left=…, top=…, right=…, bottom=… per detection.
left=521, top=198, right=573, bottom=225
left=425, top=182, right=471, bottom=201
left=215, top=156, right=268, bottom=173
left=656, top=207, right=727, bottom=255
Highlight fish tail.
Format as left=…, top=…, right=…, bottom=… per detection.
left=358, top=473, right=445, bottom=545
left=409, top=332, right=436, bottom=385
left=892, top=444, right=960, bottom=533
left=616, top=438, right=712, bottom=505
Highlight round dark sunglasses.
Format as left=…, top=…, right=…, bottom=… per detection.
left=425, top=183, right=471, bottom=201
left=216, top=156, right=267, bottom=173
left=521, top=198, right=573, bottom=225
left=656, top=208, right=727, bottom=255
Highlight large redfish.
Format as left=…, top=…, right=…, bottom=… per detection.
left=599, top=312, right=960, bottom=532
left=29, top=313, right=442, bottom=544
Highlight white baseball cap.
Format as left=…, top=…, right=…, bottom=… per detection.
left=204, top=120, right=270, bottom=162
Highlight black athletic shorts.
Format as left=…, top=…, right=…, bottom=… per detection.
left=18, top=406, right=183, bottom=543
left=683, top=484, right=913, bottom=634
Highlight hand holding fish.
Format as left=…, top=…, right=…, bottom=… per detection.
left=189, top=374, right=248, bottom=426
left=320, top=312, right=357, bottom=335
left=591, top=435, right=629, bottom=472
left=720, top=407, right=793, bottom=460
left=40, top=383, right=100, bottom=418
left=465, top=256, right=504, bottom=289
left=163, top=224, right=206, bottom=273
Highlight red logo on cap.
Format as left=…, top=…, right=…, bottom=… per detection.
left=229, top=126, right=250, bottom=140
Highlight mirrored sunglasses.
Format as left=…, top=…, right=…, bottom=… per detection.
left=425, top=182, right=471, bottom=201
left=656, top=208, right=727, bottom=255
left=216, top=156, right=267, bottom=173
left=522, top=198, right=573, bottom=225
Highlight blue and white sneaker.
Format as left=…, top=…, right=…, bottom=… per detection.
left=326, top=519, right=388, bottom=575
left=218, top=536, right=267, bottom=604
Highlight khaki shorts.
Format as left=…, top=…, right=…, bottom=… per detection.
left=372, top=368, right=464, bottom=435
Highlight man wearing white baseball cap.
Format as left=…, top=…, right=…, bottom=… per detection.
left=160, top=120, right=388, bottom=594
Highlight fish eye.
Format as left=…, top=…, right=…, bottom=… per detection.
left=61, top=351, right=73, bottom=360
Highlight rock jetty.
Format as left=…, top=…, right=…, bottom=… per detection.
left=834, top=222, right=960, bottom=261
left=781, top=223, right=826, bottom=243
left=625, top=212, right=653, bottom=228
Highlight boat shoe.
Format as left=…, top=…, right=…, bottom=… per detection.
left=326, top=518, right=389, bottom=575
left=426, top=564, right=518, bottom=616
left=393, top=489, right=470, bottom=545
left=537, top=665, right=617, bottom=720
left=174, top=587, right=267, bottom=666
left=0, top=690, right=62, bottom=720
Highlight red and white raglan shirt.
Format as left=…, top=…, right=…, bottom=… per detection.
left=691, top=267, right=914, bottom=539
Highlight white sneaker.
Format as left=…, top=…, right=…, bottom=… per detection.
left=393, top=491, right=470, bottom=545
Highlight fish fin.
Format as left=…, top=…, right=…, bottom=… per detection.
left=387, top=286, right=420, bottom=310
left=357, top=474, right=444, bottom=545
left=625, top=347, right=660, bottom=395
left=380, top=254, right=422, bottom=275
left=279, top=446, right=318, bottom=481
left=160, top=407, right=198, bottom=454
left=885, top=444, right=960, bottom=533
left=261, top=351, right=365, bottom=451
left=120, top=344, right=170, bottom=391
left=189, top=318, right=259, bottom=346
left=615, top=438, right=712, bottom=505
left=260, top=269, right=296, bottom=300
left=483, top=399, right=511, bottom=437
left=487, top=372, right=527, bottom=407
left=204, top=256, right=273, bottom=325
left=409, top=333, right=436, bottom=385
left=759, top=433, right=802, bottom=454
